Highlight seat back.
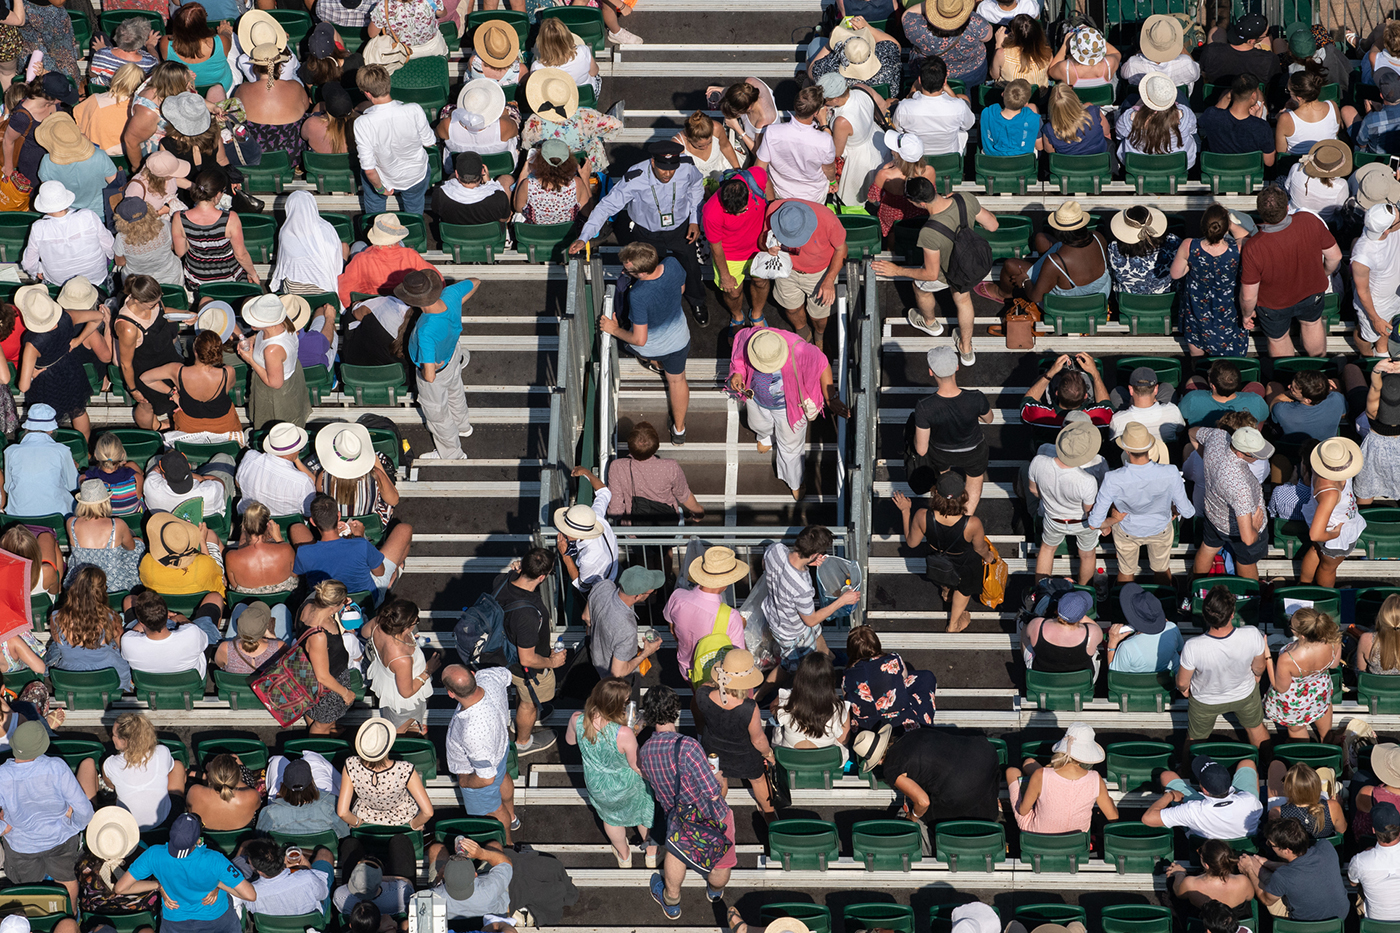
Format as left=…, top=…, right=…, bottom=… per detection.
left=174, top=438, right=242, bottom=465
left=973, top=151, right=1037, bottom=196
left=1106, top=669, right=1174, bottom=712
left=211, top=669, right=260, bottom=711
left=359, top=213, right=428, bottom=252
left=1116, top=355, right=1183, bottom=389
left=196, top=737, right=270, bottom=771
left=1103, top=823, right=1173, bottom=873
left=283, top=736, right=353, bottom=760
left=1272, top=517, right=1311, bottom=559
left=1075, top=84, right=1115, bottom=106
left=1199, top=151, right=1263, bottom=194
left=268, top=829, right=341, bottom=852
left=440, top=222, right=507, bottom=263
left=1273, top=743, right=1342, bottom=773
left=538, top=5, right=606, bottom=50
left=1047, top=153, right=1111, bottom=194
left=481, top=152, right=516, bottom=178
left=394, top=735, right=438, bottom=781
left=304, top=152, right=358, bottom=195
left=1104, top=740, right=1173, bottom=791
left=239, top=213, right=277, bottom=262
left=161, top=284, right=190, bottom=310
left=1273, top=922, right=1343, bottom=933
left=238, top=151, right=293, bottom=194
left=1362, top=507, right=1400, bottom=558
left=108, top=428, right=163, bottom=465
left=1018, top=830, right=1089, bottom=872
left=1101, top=904, right=1172, bottom=933
left=1360, top=920, right=1400, bottom=933
left=0, top=211, right=40, bottom=262
left=50, top=736, right=106, bottom=772
left=55, top=427, right=89, bottom=469
left=0, top=882, right=70, bottom=932
left=201, top=827, right=251, bottom=856
left=933, top=819, right=1006, bottom=872
left=1358, top=672, right=1400, bottom=713
left=1116, top=292, right=1176, bottom=335
left=341, top=363, right=409, bottom=406
left=922, top=152, right=963, bottom=195
left=767, top=818, right=839, bottom=870
left=1272, top=585, right=1341, bottom=624
left=761, top=904, right=832, bottom=933
left=350, top=824, right=425, bottom=859
left=252, top=910, right=329, bottom=933
left=843, top=904, right=915, bottom=933
left=1015, top=905, right=1088, bottom=928
left=1123, top=152, right=1188, bottom=193
left=435, top=816, right=507, bottom=848
left=199, top=282, right=264, bottom=308
left=49, top=667, right=122, bottom=710
left=131, top=669, right=205, bottom=711
left=514, top=221, right=579, bottom=263
left=466, top=9, right=529, bottom=48
left=773, top=745, right=843, bottom=789
left=1188, top=740, right=1258, bottom=768
left=1189, top=574, right=1259, bottom=626
left=838, top=213, right=882, bottom=259
left=1024, top=669, right=1094, bottom=711
left=977, top=214, right=1032, bottom=259
left=851, top=819, right=923, bottom=870
left=1043, top=293, right=1108, bottom=336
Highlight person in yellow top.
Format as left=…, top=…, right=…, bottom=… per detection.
left=137, top=512, right=227, bottom=644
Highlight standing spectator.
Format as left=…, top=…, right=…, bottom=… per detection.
left=696, top=650, right=776, bottom=819
left=564, top=678, right=658, bottom=868
left=1172, top=206, right=1250, bottom=357
left=336, top=216, right=434, bottom=305
left=1358, top=354, right=1400, bottom=504
left=442, top=665, right=518, bottom=841
left=1240, top=819, right=1349, bottom=921
left=893, top=473, right=996, bottom=633
left=21, top=181, right=114, bottom=288
left=815, top=73, right=887, bottom=209
left=600, top=242, right=692, bottom=444
left=235, top=423, right=316, bottom=518
left=237, top=293, right=311, bottom=434
left=1108, top=582, right=1184, bottom=673
left=1115, top=72, right=1199, bottom=168
left=1268, top=369, right=1346, bottom=445
left=1263, top=606, right=1342, bottom=740
left=1005, top=722, right=1118, bottom=833
left=400, top=269, right=479, bottom=459
left=761, top=526, right=861, bottom=672
left=36, top=113, right=118, bottom=216
left=842, top=626, right=938, bottom=732
left=586, top=565, right=665, bottom=680
left=115, top=813, right=256, bottom=933
left=1107, top=206, right=1181, bottom=296
left=3, top=403, right=78, bottom=517
left=1178, top=359, right=1268, bottom=427
left=1021, top=589, right=1101, bottom=675
left=490, top=548, right=566, bottom=756
left=1143, top=754, right=1264, bottom=839
left=1019, top=352, right=1112, bottom=426
left=1110, top=367, right=1185, bottom=444
left=664, top=546, right=749, bottom=681
left=1297, top=438, right=1366, bottom=586
left=362, top=600, right=437, bottom=734
left=553, top=499, right=618, bottom=593
left=701, top=165, right=769, bottom=327
left=1198, top=13, right=1279, bottom=86
left=1352, top=203, right=1400, bottom=356
left=353, top=65, right=436, bottom=215
left=1027, top=420, right=1102, bottom=584
left=761, top=199, right=849, bottom=348
left=754, top=86, right=836, bottom=202
left=1199, top=74, right=1275, bottom=165
left=718, top=79, right=779, bottom=158
left=907, top=347, right=992, bottom=508
left=520, top=70, right=622, bottom=172
left=893, top=57, right=975, bottom=156
left=902, top=0, right=993, bottom=85
left=1090, top=423, right=1195, bottom=585
left=728, top=328, right=848, bottom=501
left=1178, top=586, right=1270, bottom=746
left=572, top=424, right=704, bottom=524
left=1348, top=801, right=1400, bottom=920
left=1357, top=68, right=1400, bottom=155
left=1191, top=426, right=1272, bottom=580
left=1121, top=14, right=1200, bottom=87
left=1240, top=185, right=1341, bottom=358
left=0, top=721, right=94, bottom=906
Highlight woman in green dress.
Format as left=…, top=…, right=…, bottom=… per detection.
left=565, top=677, right=657, bottom=868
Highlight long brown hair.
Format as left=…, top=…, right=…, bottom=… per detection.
left=1128, top=105, right=1183, bottom=154
left=1281, top=762, right=1328, bottom=830
left=1004, top=14, right=1052, bottom=69
left=169, top=4, right=214, bottom=60
left=0, top=526, right=41, bottom=590
left=582, top=678, right=630, bottom=743
left=1376, top=595, right=1400, bottom=672
left=55, top=567, right=123, bottom=649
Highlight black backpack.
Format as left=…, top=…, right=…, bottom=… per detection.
left=1016, top=577, right=1076, bottom=629
left=923, top=193, right=992, bottom=293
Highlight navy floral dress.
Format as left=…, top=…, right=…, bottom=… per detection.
left=1179, top=237, right=1247, bottom=356
left=1108, top=235, right=1180, bottom=295
left=842, top=652, right=937, bottom=733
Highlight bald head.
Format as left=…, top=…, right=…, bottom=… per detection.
left=442, top=664, right=476, bottom=701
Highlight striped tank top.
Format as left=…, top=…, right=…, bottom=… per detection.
left=178, top=210, right=248, bottom=286
left=82, top=464, right=143, bottom=515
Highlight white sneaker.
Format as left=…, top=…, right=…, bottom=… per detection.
left=608, top=27, right=643, bottom=44
left=952, top=326, right=975, bottom=367
left=905, top=307, right=944, bottom=337
left=460, top=425, right=474, bottom=438
left=418, top=451, right=442, bottom=460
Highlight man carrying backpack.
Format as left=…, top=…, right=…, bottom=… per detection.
left=701, top=166, right=770, bottom=327
left=872, top=175, right=999, bottom=368
left=664, top=546, right=750, bottom=682
left=490, top=548, right=567, bottom=757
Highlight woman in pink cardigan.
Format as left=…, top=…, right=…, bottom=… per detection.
left=728, top=327, right=849, bottom=500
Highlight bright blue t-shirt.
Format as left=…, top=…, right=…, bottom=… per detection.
left=1178, top=389, right=1270, bottom=427
left=408, top=279, right=474, bottom=368
left=980, top=105, right=1040, bottom=157
left=293, top=537, right=386, bottom=592
left=626, top=257, right=690, bottom=358
left=127, top=845, right=246, bottom=922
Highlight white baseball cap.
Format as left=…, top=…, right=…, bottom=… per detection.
left=1366, top=202, right=1398, bottom=240
left=883, top=129, right=925, bottom=162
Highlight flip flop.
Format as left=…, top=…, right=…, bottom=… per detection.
left=973, top=282, right=1003, bottom=302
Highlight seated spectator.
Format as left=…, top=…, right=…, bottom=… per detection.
left=238, top=838, right=334, bottom=917
left=1115, top=72, right=1199, bottom=168
left=1006, top=722, right=1117, bottom=832
left=294, top=494, right=412, bottom=596
left=1178, top=360, right=1269, bottom=427
left=1178, top=586, right=1270, bottom=746
left=1121, top=14, right=1199, bottom=88
left=82, top=433, right=144, bottom=518
left=996, top=200, right=1112, bottom=307
left=224, top=502, right=298, bottom=601
left=138, top=512, right=226, bottom=614
left=1242, top=185, right=1340, bottom=358
left=431, top=152, right=513, bottom=227
left=1263, top=605, right=1343, bottom=738
left=664, top=546, right=748, bottom=680
left=534, top=16, right=599, bottom=96
left=37, top=113, right=118, bottom=217
left=333, top=855, right=412, bottom=922
left=1285, top=139, right=1351, bottom=225
left=171, top=169, right=262, bottom=289
left=236, top=423, right=317, bottom=519
left=1, top=524, right=63, bottom=604
left=1022, top=589, right=1101, bottom=673
left=718, top=78, right=779, bottom=156
left=1267, top=760, right=1346, bottom=837
left=1018, top=351, right=1112, bottom=426
left=893, top=57, right=974, bottom=156
left=467, top=20, right=528, bottom=88
left=186, top=753, right=262, bottom=831
left=1199, top=74, right=1275, bottom=165
left=363, top=598, right=439, bottom=735
left=901, top=0, right=991, bottom=84
left=980, top=79, right=1040, bottom=156
left=3, top=403, right=78, bottom=517
left=807, top=18, right=903, bottom=96
left=426, top=837, right=513, bottom=919
left=1268, top=369, right=1347, bottom=444
left=519, top=72, right=622, bottom=172
left=120, top=589, right=213, bottom=679
left=893, top=474, right=995, bottom=633
left=866, top=132, right=935, bottom=238
left=1348, top=801, right=1400, bottom=920
left=79, top=806, right=162, bottom=917
left=46, top=566, right=131, bottom=690
left=1198, top=13, right=1278, bottom=87
left=1358, top=68, right=1400, bottom=155
left=22, top=185, right=114, bottom=292
left=856, top=727, right=999, bottom=822
left=586, top=566, right=664, bottom=680
left=774, top=652, right=851, bottom=758
left=842, top=623, right=938, bottom=733
left=1049, top=25, right=1119, bottom=88
left=1107, top=206, right=1180, bottom=296
left=1145, top=754, right=1263, bottom=838
left=307, top=422, right=403, bottom=524
left=214, top=603, right=285, bottom=674
left=294, top=580, right=360, bottom=736
left=1166, top=839, right=1257, bottom=918
left=1358, top=593, right=1400, bottom=675
left=976, top=0, right=1040, bottom=27
left=337, top=215, right=434, bottom=306
left=1357, top=744, right=1400, bottom=841
left=1269, top=437, right=1316, bottom=521
left=989, top=15, right=1051, bottom=86
left=338, top=719, right=434, bottom=830
left=0, top=720, right=93, bottom=905
left=1110, top=366, right=1185, bottom=443
left=257, top=757, right=349, bottom=839
left=1106, top=582, right=1184, bottom=672
left=66, top=480, right=144, bottom=593
left=1027, top=422, right=1103, bottom=584
left=124, top=150, right=191, bottom=217
left=287, top=295, right=337, bottom=374
left=1241, top=818, right=1349, bottom=920
left=79, top=712, right=182, bottom=830
left=576, top=423, right=703, bottom=524
left=513, top=142, right=590, bottom=226
left=160, top=5, right=234, bottom=95
left=1039, top=84, right=1112, bottom=155
left=271, top=191, right=347, bottom=298
left=113, top=197, right=183, bottom=287
left=76, top=65, right=146, bottom=157
left=1277, top=70, right=1350, bottom=155
left=439, top=79, right=518, bottom=167
left=302, top=83, right=356, bottom=155
left=90, top=16, right=159, bottom=85
left=145, top=451, right=234, bottom=518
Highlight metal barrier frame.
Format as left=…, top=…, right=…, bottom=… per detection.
left=848, top=259, right=879, bottom=618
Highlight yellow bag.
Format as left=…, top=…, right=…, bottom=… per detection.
left=980, top=540, right=1008, bottom=609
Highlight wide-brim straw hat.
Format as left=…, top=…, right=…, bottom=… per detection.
left=355, top=718, right=396, bottom=762
left=1110, top=207, right=1167, bottom=244
left=86, top=806, right=140, bottom=862
left=1311, top=436, right=1363, bottom=481
left=712, top=648, right=764, bottom=690
left=853, top=723, right=893, bottom=774
left=14, top=284, right=61, bottom=334
left=315, top=422, right=377, bottom=480
left=831, top=23, right=881, bottom=81
left=553, top=503, right=604, bottom=539
left=689, top=546, right=751, bottom=587
left=456, top=78, right=506, bottom=125
left=526, top=68, right=580, bottom=123
left=746, top=329, right=790, bottom=374
left=35, top=112, right=93, bottom=165
left=923, top=0, right=975, bottom=31
left=476, top=20, right=521, bottom=68
left=764, top=920, right=810, bottom=933
left=1139, top=14, right=1184, bottom=63
left=57, top=276, right=99, bottom=311
left=1303, top=139, right=1353, bottom=178
left=1372, top=742, right=1400, bottom=786
left=1048, top=200, right=1088, bottom=231
left=367, top=215, right=409, bottom=246
left=238, top=9, right=288, bottom=55
left=1355, top=162, right=1400, bottom=209
left=281, top=294, right=312, bottom=331
left=147, top=512, right=200, bottom=567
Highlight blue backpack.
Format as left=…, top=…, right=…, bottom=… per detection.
left=454, top=578, right=537, bottom=670
left=718, top=167, right=766, bottom=204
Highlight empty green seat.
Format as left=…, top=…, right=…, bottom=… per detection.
left=441, top=222, right=506, bottom=263
left=269, top=9, right=312, bottom=46
left=1118, top=291, right=1175, bottom=335
left=538, top=5, right=606, bottom=50
left=1272, top=585, right=1340, bottom=624
left=196, top=737, right=269, bottom=770
left=49, top=668, right=122, bottom=710
left=1043, top=293, right=1108, bottom=335
left=515, top=221, right=577, bottom=262
left=283, top=736, right=352, bottom=761
left=974, top=151, right=1037, bottom=195
left=1105, top=740, right=1173, bottom=791
left=55, top=427, right=89, bottom=469
left=844, top=904, right=914, bottom=933
left=1273, top=517, right=1311, bottom=559
left=923, top=152, right=963, bottom=195
left=1358, top=672, right=1400, bottom=713
left=438, top=20, right=460, bottom=51
left=1273, top=356, right=1331, bottom=378
left=1102, top=904, right=1172, bottom=933
left=1124, top=152, right=1187, bottom=194
left=1361, top=507, right=1400, bottom=558
left=1190, top=574, right=1259, bottom=626
left=240, top=213, right=276, bottom=263
left=1274, top=743, right=1341, bottom=774
left=1360, top=920, right=1400, bottom=933
left=69, top=9, right=92, bottom=49
left=99, top=9, right=162, bottom=35
left=1019, top=830, right=1088, bottom=872
left=174, top=438, right=241, bottom=464
left=202, top=827, right=250, bottom=857
left=0, top=212, right=40, bottom=262
left=50, top=735, right=105, bottom=771
left=1103, top=822, right=1173, bottom=873
left=342, top=363, right=408, bottom=405
left=303, top=364, right=333, bottom=405
left=350, top=824, right=425, bottom=860
left=1107, top=669, right=1174, bottom=712
left=467, top=9, right=528, bottom=48
left=1074, top=84, right=1115, bottom=107
left=1015, top=905, right=1087, bottom=928
left=773, top=745, right=844, bottom=789
left=239, top=151, right=292, bottom=194
left=108, top=428, right=162, bottom=465
left=1025, top=669, right=1094, bottom=711
left=199, top=282, right=264, bottom=308
left=1117, top=355, right=1183, bottom=389
left=1047, top=152, right=1111, bottom=194
left=933, top=819, right=1005, bottom=872
left=304, top=152, right=358, bottom=195
left=212, top=669, right=260, bottom=711
left=131, top=669, right=204, bottom=711
left=1200, top=151, right=1263, bottom=194
left=839, top=213, right=882, bottom=259
left=978, top=214, right=1033, bottom=259
left=761, top=904, right=831, bottom=933
left=161, top=284, right=189, bottom=310
left=359, top=213, right=427, bottom=252
left=394, top=735, right=437, bottom=781
left=851, top=819, right=922, bottom=871
left=767, top=818, right=838, bottom=870
left=434, top=816, right=506, bottom=848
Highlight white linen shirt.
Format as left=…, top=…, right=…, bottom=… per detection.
left=353, top=100, right=436, bottom=191
left=21, top=209, right=114, bottom=285
left=236, top=450, right=317, bottom=517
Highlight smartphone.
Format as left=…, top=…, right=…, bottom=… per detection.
left=1390, top=155, right=1400, bottom=176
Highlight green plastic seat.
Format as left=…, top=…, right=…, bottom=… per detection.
left=211, top=669, right=260, bottom=711
left=434, top=816, right=506, bottom=848
left=201, top=826, right=251, bottom=856
left=1323, top=292, right=1340, bottom=329
left=1273, top=922, right=1342, bottom=933
left=107, top=428, right=163, bottom=467
left=268, top=829, right=341, bottom=852
left=538, top=5, right=606, bottom=50
left=86, top=911, right=157, bottom=933
left=1358, top=587, right=1400, bottom=626
left=282, top=736, right=352, bottom=762
left=69, top=10, right=93, bottom=49
left=1118, top=292, right=1176, bottom=335
left=441, top=222, right=507, bottom=263
left=269, top=9, right=312, bottom=47
left=158, top=736, right=189, bottom=767
left=161, top=284, right=190, bottom=310
left=82, top=361, right=105, bottom=396
left=394, top=82, right=450, bottom=123
left=1107, top=669, right=1174, bottom=712
left=1188, top=740, right=1259, bottom=769
left=196, top=737, right=269, bottom=771
left=174, top=438, right=241, bottom=464
left=844, top=904, right=914, bottom=933
left=252, top=910, right=330, bottom=933
left=467, top=10, right=528, bottom=49
left=1019, top=830, right=1088, bottom=872
left=1102, top=904, right=1172, bottom=933
left=0, top=882, right=70, bottom=932
left=359, top=213, right=427, bottom=252
left=199, top=282, right=264, bottom=308
left=977, top=214, right=1033, bottom=259
left=304, top=152, right=358, bottom=195
left=1019, top=740, right=1058, bottom=764
left=1200, top=151, right=1264, bottom=194
left=55, top=427, right=89, bottom=469
left=515, top=221, right=577, bottom=262
left=1047, top=152, right=1111, bottom=194
left=974, top=151, right=1037, bottom=195
left=239, top=150, right=292, bottom=194
left=481, top=151, right=516, bottom=178
left=1272, top=356, right=1331, bottom=379
left=1015, top=905, right=1087, bottom=928
left=1117, top=355, right=1183, bottom=389
left=839, top=213, right=882, bottom=259
left=923, top=152, right=963, bottom=195
left=50, top=735, right=105, bottom=772
left=0, top=212, right=40, bottom=262
left=1043, top=293, right=1108, bottom=335
left=851, top=819, right=922, bottom=871
left=106, top=363, right=134, bottom=405
left=302, top=364, right=333, bottom=405
left=1272, top=585, right=1340, bottom=625
left=131, top=669, right=205, bottom=711
left=1361, top=507, right=1400, bottom=558
left=1025, top=669, right=1094, bottom=710
left=342, top=363, right=408, bottom=405
left=1074, top=83, right=1115, bottom=107
left=240, top=213, right=276, bottom=263
left=1360, top=920, right=1400, bottom=933
left=1189, top=575, right=1259, bottom=626
left=438, top=19, right=460, bottom=51
left=773, top=745, right=845, bottom=789
left=350, top=824, right=424, bottom=860
left=1105, top=740, right=1173, bottom=792
left=761, top=904, right=831, bottom=933
left=394, top=735, right=437, bottom=781
left=49, top=667, right=122, bottom=710
left=1124, top=152, right=1188, bottom=194
left=767, top=818, right=838, bottom=870
left=99, top=9, right=162, bottom=36
left=933, top=819, right=1005, bottom=872
left=8, top=513, right=68, bottom=548
left=1103, top=822, right=1173, bottom=873
left=1274, top=743, right=1341, bottom=774
left=1273, top=517, right=1311, bottom=559
left=1358, top=671, right=1400, bottom=713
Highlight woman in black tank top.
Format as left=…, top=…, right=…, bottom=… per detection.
left=893, top=472, right=995, bottom=633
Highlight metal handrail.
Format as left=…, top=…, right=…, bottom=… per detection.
left=848, top=259, right=880, bottom=618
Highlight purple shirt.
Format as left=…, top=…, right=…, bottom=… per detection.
left=298, top=331, right=332, bottom=371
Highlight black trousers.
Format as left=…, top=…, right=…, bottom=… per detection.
left=630, top=222, right=705, bottom=308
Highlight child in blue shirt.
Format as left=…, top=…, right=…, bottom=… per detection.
left=980, top=79, right=1042, bottom=157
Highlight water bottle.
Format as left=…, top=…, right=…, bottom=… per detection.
left=626, top=700, right=637, bottom=730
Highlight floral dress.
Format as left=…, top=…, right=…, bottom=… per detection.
left=521, top=107, right=622, bottom=173
left=18, top=0, right=80, bottom=86
left=370, top=0, right=440, bottom=46
left=523, top=177, right=580, bottom=224
left=1108, top=235, right=1180, bottom=295
left=1179, top=238, right=1248, bottom=356
left=77, top=852, right=161, bottom=915
left=244, top=117, right=308, bottom=172
left=1263, top=642, right=1339, bottom=726
left=901, top=7, right=991, bottom=79
left=842, top=652, right=937, bottom=733
left=809, top=39, right=902, bottom=96
left=578, top=719, right=655, bottom=827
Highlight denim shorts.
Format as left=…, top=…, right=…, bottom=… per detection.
left=635, top=343, right=690, bottom=376
left=459, top=753, right=508, bottom=814
left=1201, top=516, right=1268, bottom=565
left=1256, top=292, right=1323, bottom=340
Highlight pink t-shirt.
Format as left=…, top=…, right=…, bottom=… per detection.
left=663, top=587, right=746, bottom=679
left=700, top=165, right=768, bottom=262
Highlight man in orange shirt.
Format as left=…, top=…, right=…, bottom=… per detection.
left=336, top=216, right=434, bottom=305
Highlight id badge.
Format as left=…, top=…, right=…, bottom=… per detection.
left=660, top=212, right=674, bottom=227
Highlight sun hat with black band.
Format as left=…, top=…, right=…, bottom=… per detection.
left=21, top=403, right=57, bottom=432
left=1048, top=200, right=1088, bottom=231
left=553, top=503, right=604, bottom=540
left=688, top=546, right=750, bottom=587
left=526, top=68, right=580, bottom=124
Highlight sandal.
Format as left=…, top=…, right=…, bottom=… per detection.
left=973, top=282, right=1004, bottom=302
left=746, top=310, right=767, bottom=327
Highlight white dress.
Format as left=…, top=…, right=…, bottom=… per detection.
left=687, top=137, right=733, bottom=185
left=831, top=91, right=888, bottom=207
left=1302, top=477, right=1367, bottom=553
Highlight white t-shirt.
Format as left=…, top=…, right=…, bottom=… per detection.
left=1160, top=790, right=1263, bottom=839
left=1110, top=401, right=1186, bottom=443
left=894, top=92, right=975, bottom=156
left=1179, top=627, right=1268, bottom=704
left=104, top=745, right=175, bottom=830
left=1352, top=230, right=1400, bottom=320
left=120, top=625, right=210, bottom=678
left=755, top=120, right=836, bottom=203
left=1028, top=454, right=1099, bottom=521
left=975, top=0, right=1038, bottom=25
left=1349, top=840, right=1400, bottom=920
left=1286, top=163, right=1350, bottom=227
left=143, top=471, right=227, bottom=517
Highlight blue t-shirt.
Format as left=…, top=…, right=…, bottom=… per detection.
left=1198, top=107, right=1274, bottom=156
left=1041, top=104, right=1108, bottom=155
left=293, top=537, right=386, bottom=592
left=1271, top=391, right=1347, bottom=444
left=980, top=105, right=1040, bottom=157
left=39, top=151, right=117, bottom=216
left=1178, top=389, right=1270, bottom=427
left=1109, top=622, right=1185, bottom=674
left=128, top=845, right=246, bottom=922
left=626, top=257, right=690, bottom=358
left=176, top=0, right=242, bottom=23
left=408, top=279, right=474, bottom=368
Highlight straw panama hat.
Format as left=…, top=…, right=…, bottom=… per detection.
left=355, top=718, right=396, bottom=762
left=1139, top=14, right=1184, bottom=63
left=746, top=329, right=790, bottom=374
left=57, top=276, right=99, bottom=311
left=263, top=422, right=309, bottom=456
left=35, top=112, right=93, bottom=165
left=1048, top=200, right=1088, bottom=230
left=923, top=0, right=975, bottom=31
left=712, top=648, right=764, bottom=690
left=456, top=78, right=506, bottom=125
left=243, top=293, right=288, bottom=329
left=554, top=503, right=604, bottom=539
left=367, top=215, right=409, bottom=246
left=315, top=422, right=377, bottom=480
left=280, top=294, right=312, bottom=331
left=1311, top=436, right=1363, bottom=481
left=1302, top=139, right=1353, bottom=178
left=87, top=806, right=140, bottom=863
left=689, top=546, right=751, bottom=587
left=476, top=19, right=521, bottom=68
left=238, top=9, right=288, bottom=55
left=830, top=21, right=881, bottom=81
left=15, top=284, right=62, bottom=334
left=853, top=723, right=893, bottom=773
left=764, top=921, right=810, bottom=933
left=147, top=512, right=201, bottom=568
left=1140, top=71, right=1178, bottom=111
left=527, top=67, right=580, bottom=123
left=1115, top=421, right=1168, bottom=463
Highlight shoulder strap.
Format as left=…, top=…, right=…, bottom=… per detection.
left=711, top=602, right=732, bottom=637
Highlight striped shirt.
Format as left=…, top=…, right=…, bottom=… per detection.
left=82, top=464, right=143, bottom=515
left=178, top=211, right=248, bottom=286
left=761, top=543, right=816, bottom=646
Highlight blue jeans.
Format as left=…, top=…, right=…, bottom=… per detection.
left=360, top=167, right=431, bottom=215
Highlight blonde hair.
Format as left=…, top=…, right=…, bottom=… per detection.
left=1291, top=607, right=1342, bottom=645
left=116, top=209, right=164, bottom=248
left=1048, top=84, right=1092, bottom=143
left=76, top=497, right=114, bottom=520
left=113, top=712, right=157, bottom=769
left=109, top=63, right=145, bottom=102
left=534, top=17, right=577, bottom=67
left=1376, top=595, right=1400, bottom=671
left=1281, top=762, right=1327, bottom=830
left=92, top=432, right=128, bottom=468
left=309, top=579, right=348, bottom=610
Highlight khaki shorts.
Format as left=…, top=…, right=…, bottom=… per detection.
left=1187, top=691, right=1264, bottom=740
left=513, top=667, right=556, bottom=706
left=772, top=268, right=833, bottom=319
left=1111, top=523, right=1174, bottom=576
